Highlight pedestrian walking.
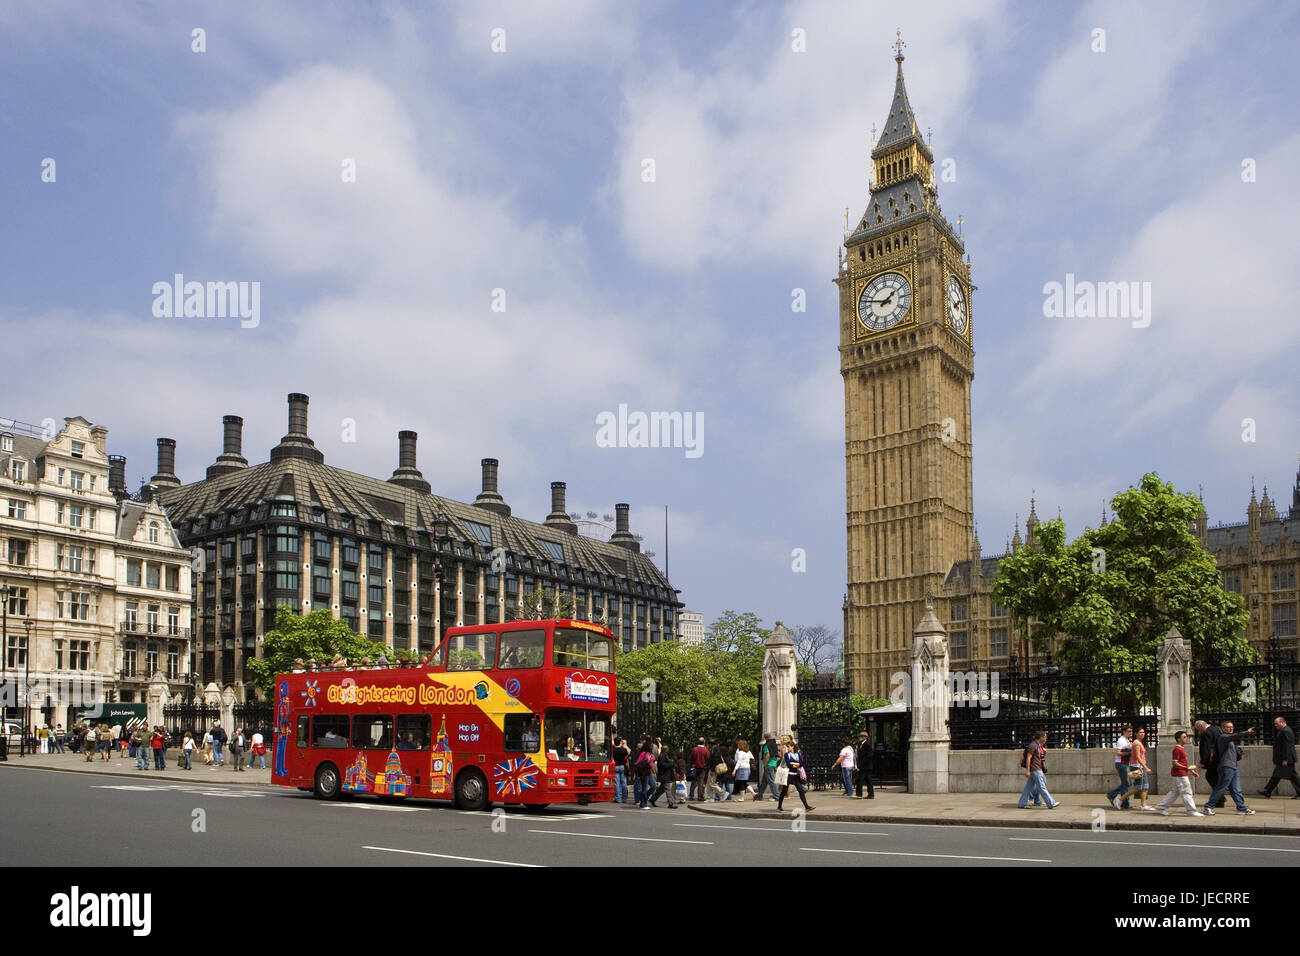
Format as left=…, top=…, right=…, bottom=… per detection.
left=1116, top=727, right=1154, bottom=810
left=151, top=725, right=166, bottom=770
left=688, top=737, right=710, bottom=802
left=181, top=731, right=195, bottom=770
left=83, top=724, right=97, bottom=763
left=1018, top=731, right=1061, bottom=809
left=1257, top=716, right=1300, bottom=799
left=854, top=730, right=875, bottom=799
left=650, top=746, right=678, bottom=808
left=250, top=729, right=267, bottom=770
left=633, top=737, right=656, bottom=809
left=118, top=723, right=130, bottom=757
left=1155, top=730, right=1203, bottom=817
left=99, top=724, right=113, bottom=760
left=710, top=740, right=733, bottom=801
left=1203, top=722, right=1255, bottom=814
left=111, top=723, right=124, bottom=757
left=1105, top=724, right=1134, bottom=810
left=37, top=725, right=49, bottom=754
left=831, top=735, right=855, bottom=796
left=732, top=740, right=753, bottom=801
left=1195, top=719, right=1225, bottom=809
left=135, top=733, right=151, bottom=770
left=776, top=737, right=813, bottom=812
left=232, top=727, right=246, bottom=771
left=755, top=733, right=782, bottom=801
left=611, top=736, right=630, bottom=803
left=52, top=724, right=65, bottom=754
left=211, top=724, right=227, bottom=766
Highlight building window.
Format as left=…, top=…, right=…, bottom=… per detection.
left=70, top=471, right=84, bottom=491
left=464, top=520, right=493, bottom=547
left=341, top=539, right=359, bottom=565
left=1224, top=572, right=1241, bottom=593
left=241, top=536, right=256, bottom=557
left=313, top=533, right=331, bottom=561
left=124, top=601, right=138, bottom=630
left=146, top=643, right=159, bottom=675
left=166, top=565, right=180, bottom=590
left=7, top=499, right=26, bottom=519
left=950, top=630, right=968, bottom=659
left=10, top=460, right=23, bottom=481
left=273, top=559, right=300, bottom=592
left=990, top=600, right=1008, bottom=618
left=7, top=538, right=30, bottom=567
left=989, top=628, right=1008, bottom=657
left=7, top=632, right=27, bottom=668
left=168, top=607, right=180, bottom=634
left=0, top=435, right=10, bottom=452
left=167, top=647, right=180, bottom=680
left=270, top=526, right=299, bottom=554
left=5, top=586, right=28, bottom=616
left=1274, top=605, right=1297, bottom=638
left=70, top=440, right=84, bottom=458
left=368, top=546, right=384, bottom=571
left=146, top=564, right=161, bottom=589
left=271, top=501, right=297, bottom=518
left=1273, top=570, right=1296, bottom=591
left=126, top=559, right=142, bottom=587
left=68, top=505, right=83, bottom=528
left=146, top=604, right=159, bottom=633
left=951, top=601, right=968, bottom=622
left=123, top=642, right=137, bottom=675
left=148, top=521, right=159, bottom=543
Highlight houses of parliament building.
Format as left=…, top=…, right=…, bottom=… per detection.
left=839, top=40, right=1300, bottom=698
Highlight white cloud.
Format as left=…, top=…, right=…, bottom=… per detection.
left=610, top=0, right=1006, bottom=272
left=453, top=0, right=638, bottom=64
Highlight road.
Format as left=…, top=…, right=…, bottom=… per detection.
left=3, top=766, right=1299, bottom=867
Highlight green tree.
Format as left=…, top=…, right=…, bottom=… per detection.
left=509, top=587, right=579, bottom=621
left=993, top=473, right=1253, bottom=672
left=245, top=606, right=391, bottom=698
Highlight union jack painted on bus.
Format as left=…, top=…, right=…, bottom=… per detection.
left=492, top=756, right=540, bottom=796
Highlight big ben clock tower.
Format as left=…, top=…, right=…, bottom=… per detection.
left=838, top=35, right=975, bottom=698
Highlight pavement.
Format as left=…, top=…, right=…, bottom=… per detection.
left=6, top=753, right=1300, bottom=835
left=0, top=748, right=274, bottom=786
left=687, top=785, right=1300, bottom=835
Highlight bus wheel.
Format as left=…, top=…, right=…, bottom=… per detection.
left=521, top=803, right=550, bottom=813
left=313, top=763, right=341, bottom=800
left=454, top=769, right=489, bottom=812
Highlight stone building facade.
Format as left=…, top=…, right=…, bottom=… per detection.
left=156, top=394, right=681, bottom=694
left=0, top=417, right=193, bottom=727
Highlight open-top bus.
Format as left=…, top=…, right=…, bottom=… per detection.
left=271, top=618, right=617, bottom=810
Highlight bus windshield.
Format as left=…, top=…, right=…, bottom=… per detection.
left=545, top=709, right=611, bottom=762
left=552, top=627, right=614, bottom=673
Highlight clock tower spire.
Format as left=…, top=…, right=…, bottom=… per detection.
left=838, top=38, right=976, bottom=698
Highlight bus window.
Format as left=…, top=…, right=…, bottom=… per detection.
left=296, top=715, right=310, bottom=749
left=553, top=627, right=614, bottom=673
left=446, top=631, right=497, bottom=671
left=503, top=714, right=541, bottom=753
left=351, top=715, right=393, bottom=750
left=498, top=628, right=546, bottom=669
left=395, top=714, right=431, bottom=751
left=545, top=709, right=611, bottom=762
left=313, top=715, right=351, bottom=748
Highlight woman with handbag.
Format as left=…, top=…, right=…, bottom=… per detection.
left=1117, top=727, right=1154, bottom=811
left=732, top=740, right=753, bottom=802
left=776, top=738, right=814, bottom=812
left=181, top=731, right=196, bottom=770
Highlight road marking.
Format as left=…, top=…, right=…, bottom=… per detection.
left=363, top=846, right=541, bottom=867
left=90, top=784, right=265, bottom=798
left=528, top=829, right=712, bottom=845
left=803, top=847, right=1051, bottom=863
left=675, top=823, right=888, bottom=836
left=1010, top=837, right=1300, bottom=853
left=458, top=811, right=611, bottom=821
left=322, top=803, right=424, bottom=813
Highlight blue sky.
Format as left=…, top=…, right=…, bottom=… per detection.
left=2, top=0, right=1297, bottom=638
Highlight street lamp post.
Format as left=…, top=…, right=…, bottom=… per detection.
left=22, top=619, right=34, bottom=757
left=0, top=584, right=9, bottom=761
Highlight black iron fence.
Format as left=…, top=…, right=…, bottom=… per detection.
left=796, top=683, right=852, bottom=791
left=233, top=700, right=273, bottom=735
left=162, top=700, right=220, bottom=741
left=615, top=690, right=662, bottom=744
left=948, top=659, right=1159, bottom=751
left=1191, top=656, right=1300, bottom=744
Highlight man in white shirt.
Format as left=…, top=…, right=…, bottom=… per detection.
left=1105, top=725, right=1133, bottom=810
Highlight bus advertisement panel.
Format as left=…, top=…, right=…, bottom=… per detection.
left=271, top=619, right=617, bottom=811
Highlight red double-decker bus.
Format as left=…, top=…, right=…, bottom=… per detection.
left=270, top=619, right=617, bottom=810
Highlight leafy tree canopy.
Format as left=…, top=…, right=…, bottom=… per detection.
left=993, top=473, right=1253, bottom=671
left=246, top=606, right=391, bottom=697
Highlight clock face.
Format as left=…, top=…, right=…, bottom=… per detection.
left=946, top=276, right=968, bottom=334
left=858, top=272, right=912, bottom=331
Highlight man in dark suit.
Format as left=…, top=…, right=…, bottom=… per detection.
left=1258, top=716, right=1300, bottom=798
left=854, top=730, right=875, bottom=799
left=1195, top=719, right=1225, bottom=809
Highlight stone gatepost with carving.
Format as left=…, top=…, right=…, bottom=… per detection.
left=221, top=686, right=237, bottom=734
left=1157, top=626, right=1192, bottom=741
left=146, top=672, right=169, bottom=729
left=761, top=622, right=797, bottom=740
left=908, top=601, right=950, bottom=794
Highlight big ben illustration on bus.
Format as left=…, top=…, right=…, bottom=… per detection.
left=430, top=715, right=453, bottom=794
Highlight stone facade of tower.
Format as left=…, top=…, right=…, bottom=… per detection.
left=839, top=46, right=975, bottom=698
